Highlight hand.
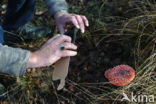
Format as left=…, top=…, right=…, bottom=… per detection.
left=55, top=12, right=89, bottom=34
left=27, top=34, right=77, bottom=68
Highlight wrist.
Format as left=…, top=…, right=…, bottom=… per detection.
left=54, top=12, right=67, bottom=19
left=27, top=51, right=39, bottom=69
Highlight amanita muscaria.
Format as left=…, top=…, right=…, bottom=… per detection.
left=105, top=65, right=135, bottom=86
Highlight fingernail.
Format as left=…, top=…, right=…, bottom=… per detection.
left=86, top=24, right=89, bottom=27
left=82, top=29, right=85, bottom=33
left=75, top=52, right=77, bottom=55
left=76, top=25, right=80, bottom=29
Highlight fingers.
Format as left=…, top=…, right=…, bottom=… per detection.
left=46, top=34, right=65, bottom=44
left=58, top=24, right=65, bottom=35
left=62, top=50, right=77, bottom=57
left=81, top=16, right=89, bottom=27
left=70, top=14, right=89, bottom=33
left=62, top=42, right=77, bottom=50
left=60, top=42, right=77, bottom=57
left=53, top=35, right=72, bottom=45
left=69, top=16, right=80, bottom=29
left=46, top=34, right=60, bottom=44
left=55, top=13, right=89, bottom=34
left=75, top=15, right=85, bottom=33
left=59, top=41, right=78, bottom=57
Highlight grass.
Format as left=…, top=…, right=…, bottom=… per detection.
left=0, top=0, right=156, bottom=104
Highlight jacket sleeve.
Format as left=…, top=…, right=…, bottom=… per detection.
left=44, top=0, right=68, bottom=15
left=0, top=45, right=30, bottom=77
left=0, top=26, right=4, bottom=44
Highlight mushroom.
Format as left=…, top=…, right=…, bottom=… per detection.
left=105, top=65, right=135, bottom=86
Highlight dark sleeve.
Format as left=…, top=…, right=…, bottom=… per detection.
left=45, top=0, right=68, bottom=15
left=0, top=26, right=4, bottom=44
left=0, top=45, right=30, bottom=76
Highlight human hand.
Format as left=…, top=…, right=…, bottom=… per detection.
left=27, top=34, right=77, bottom=68
left=55, top=12, right=89, bottom=34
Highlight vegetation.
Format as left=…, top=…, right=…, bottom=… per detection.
left=0, top=0, right=156, bottom=104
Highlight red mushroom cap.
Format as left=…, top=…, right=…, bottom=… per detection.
left=105, top=65, right=135, bottom=86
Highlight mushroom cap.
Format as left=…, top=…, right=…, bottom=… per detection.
left=105, top=65, right=135, bottom=86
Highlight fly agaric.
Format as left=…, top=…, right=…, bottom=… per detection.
left=105, top=65, right=135, bottom=86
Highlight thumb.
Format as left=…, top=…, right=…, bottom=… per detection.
left=58, top=24, right=65, bottom=35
